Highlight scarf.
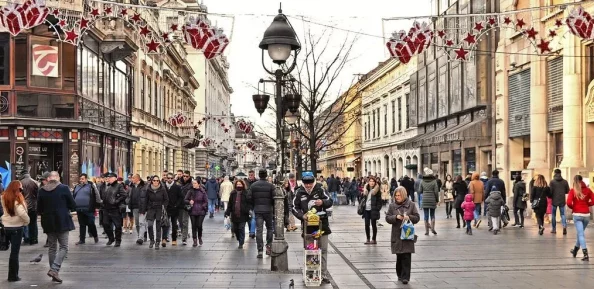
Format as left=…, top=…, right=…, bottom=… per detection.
left=166, top=182, right=173, bottom=189
left=151, top=184, right=160, bottom=191
left=234, top=190, right=242, bottom=217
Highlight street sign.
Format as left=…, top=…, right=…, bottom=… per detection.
left=215, top=165, right=220, bottom=171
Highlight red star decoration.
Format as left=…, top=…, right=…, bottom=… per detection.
left=487, top=17, right=497, bottom=26
left=170, top=24, right=178, bottom=31
left=139, top=25, right=151, bottom=37
left=162, top=33, right=170, bottom=42
left=525, top=27, right=538, bottom=39
left=104, top=7, right=112, bottom=15
left=146, top=39, right=160, bottom=53
left=58, top=19, right=67, bottom=27
left=52, top=9, right=60, bottom=17
left=537, top=39, right=551, bottom=54
left=503, top=17, right=512, bottom=25
left=90, top=8, right=99, bottom=18
left=454, top=46, right=469, bottom=60
left=437, top=30, right=446, bottom=38
left=119, top=8, right=128, bottom=17
left=555, top=19, right=563, bottom=27
left=64, top=29, right=78, bottom=43
left=445, top=39, right=454, bottom=46
left=79, top=17, right=89, bottom=30
left=516, top=18, right=525, bottom=29
left=130, top=13, right=141, bottom=23
left=463, top=32, right=476, bottom=44
left=474, top=21, right=485, bottom=32
left=548, top=30, right=557, bottom=38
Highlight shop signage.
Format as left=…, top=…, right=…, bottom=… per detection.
left=69, top=144, right=80, bottom=187
left=32, top=44, right=59, bottom=77
left=510, top=170, right=522, bottom=181
left=14, top=142, right=27, bottom=179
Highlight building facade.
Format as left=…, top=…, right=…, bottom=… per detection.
left=360, top=58, right=420, bottom=180
left=401, top=0, right=495, bottom=181
left=495, top=0, right=594, bottom=191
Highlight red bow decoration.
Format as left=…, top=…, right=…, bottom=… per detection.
left=386, top=30, right=413, bottom=64
left=566, top=6, right=594, bottom=40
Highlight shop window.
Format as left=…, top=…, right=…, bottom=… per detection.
left=0, top=142, right=9, bottom=184
left=16, top=92, right=75, bottom=119
left=422, top=153, right=429, bottom=168
left=554, top=132, right=563, bottom=168
left=452, top=149, right=462, bottom=177
left=0, top=34, right=9, bottom=85
left=30, top=37, right=62, bottom=89
left=62, top=43, right=76, bottom=90
left=14, top=37, right=27, bottom=86
left=465, top=148, right=476, bottom=174
left=431, top=153, right=438, bottom=165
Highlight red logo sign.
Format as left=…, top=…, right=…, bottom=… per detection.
left=32, top=44, right=59, bottom=77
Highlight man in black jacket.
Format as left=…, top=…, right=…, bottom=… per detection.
left=549, top=169, right=570, bottom=235
left=19, top=171, right=39, bottom=245
left=485, top=170, right=507, bottom=230
left=126, top=174, right=146, bottom=244
left=250, top=169, right=275, bottom=258
left=73, top=174, right=102, bottom=245
left=101, top=172, right=128, bottom=247
left=164, top=172, right=185, bottom=245
left=292, top=171, right=333, bottom=284
left=400, top=175, right=415, bottom=202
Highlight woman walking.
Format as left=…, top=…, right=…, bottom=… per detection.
left=385, top=187, right=420, bottom=285
left=1, top=181, right=30, bottom=282
left=224, top=179, right=252, bottom=249
left=185, top=179, right=208, bottom=247
left=568, top=175, right=594, bottom=261
left=453, top=175, right=468, bottom=228
left=420, top=168, right=440, bottom=235
left=442, top=174, right=454, bottom=219
left=511, top=175, right=527, bottom=228
left=381, top=178, right=391, bottom=206
left=530, top=174, right=551, bottom=236
left=145, top=176, right=169, bottom=249
left=362, top=176, right=381, bottom=244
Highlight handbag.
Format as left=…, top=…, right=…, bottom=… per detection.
left=531, top=198, right=540, bottom=209
left=184, top=204, right=192, bottom=212
left=444, top=190, right=454, bottom=201
left=0, top=225, right=9, bottom=251
left=400, top=220, right=415, bottom=240
left=160, top=205, right=169, bottom=224
left=357, top=198, right=365, bottom=216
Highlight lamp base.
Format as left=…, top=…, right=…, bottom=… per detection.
left=270, top=238, right=289, bottom=271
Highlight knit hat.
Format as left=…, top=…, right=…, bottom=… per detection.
left=423, top=167, right=433, bottom=176
left=480, top=171, right=487, bottom=177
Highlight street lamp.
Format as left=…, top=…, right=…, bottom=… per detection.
left=284, top=110, right=299, bottom=125
left=253, top=4, right=300, bottom=272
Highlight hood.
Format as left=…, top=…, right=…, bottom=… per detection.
left=42, top=180, right=61, bottom=191
left=422, top=175, right=435, bottom=181
left=489, top=191, right=502, bottom=200
left=208, top=178, right=217, bottom=183
left=465, top=194, right=474, bottom=202
left=553, top=173, right=563, bottom=182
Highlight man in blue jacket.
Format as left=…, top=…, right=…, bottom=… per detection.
left=205, top=176, right=220, bottom=218
left=485, top=170, right=507, bottom=230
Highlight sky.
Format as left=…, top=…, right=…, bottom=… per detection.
left=203, top=0, right=432, bottom=133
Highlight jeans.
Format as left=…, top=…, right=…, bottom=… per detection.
left=208, top=198, right=217, bottom=214
left=178, top=209, right=189, bottom=241
left=423, top=208, right=435, bottom=221
left=28, top=210, right=38, bottom=243
left=233, top=221, right=246, bottom=245
left=256, top=213, right=273, bottom=251
left=76, top=209, right=97, bottom=243
left=574, top=215, right=590, bottom=249
left=473, top=203, right=482, bottom=224
left=133, top=209, right=146, bottom=240
left=5, top=227, right=23, bottom=280
left=102, top=209, right=123, bottom=242
left=513, top=208, right=525, bottom=226
left=249, top=213, right=256, bottom=235
left=190, top=215, right=206, bottom=239
left=552, top=206, right=567, bottom=230
left=47, top=231, right=69, bottom=272
left=445, top=202, right=453, bottom=216
left=418, top=193, right=423, bottom=207
left=364, top=210, right=377, bottom=241
left=146, top=208, right=163, bottom=241
left=396, top=253, right=412, bottom=281
left=164, top=210, right=179, bottom=241
left=331, top=191, right=338, bottom=204
left=466, top=220, right=472, bottom=233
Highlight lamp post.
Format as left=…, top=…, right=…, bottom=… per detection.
left=252, top=5, right=301, bottom=272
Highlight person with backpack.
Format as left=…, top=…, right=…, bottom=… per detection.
left=549, top=169, right=570, bottom=235
left=486, top=187, right=505, bottom=235
left=511, top=175, right=527, bottom=228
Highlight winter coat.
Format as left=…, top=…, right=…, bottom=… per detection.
left=37, top=180, right=76, bottom=233
left=362, top=184, right=382, bottom=221
left=165, top=182, right=184, bottom=213
left=380, top=183, right=390, bottom=201
left=442, top=180, right=454, bottom=203
left=453, top=180, right=468, bottom=209
left=461, top=194, right=476, bottom=221
left=102, top=181, right=128, bottom=212
left=385, top=198, right=420, bottom=254
left=469, top=175, right=485, bottom=204
left=19, top=174, right=38, bottom=211
left=225, top=189, right=252, bottom=223
left=512, top=181, right=527, bottom=210
left=1, top=199, right=30, bottom=227
left=250, top=179, right=276, bottom=214
left=530, top=186, right=551, bottom=214
left=144, top=184, right=169, bottom=212
left=292, top=183, right=333, bottom=235
left=205, top=178, right=219, bottom=199
left=126, top=181, right=145, bottom=210
left=185, top=187, right=208, bottom=216
left=485, top=176, right=506, bottom=202
left=73, top=181, right=102, bottom=210
left=328, top=177, right=339, bottom=192
left=400, top=177, right=415, bottom=200
left=549, top=173, right=570, bottom=207
left=486, top=191, right=504, bottom=217
left=567, top=182, right=594, bottom=215
left=414, top=174, right=423, bottom=194
left=419, top=175, right=440, bottom=209
left=220, top=180, right=234, bottom=202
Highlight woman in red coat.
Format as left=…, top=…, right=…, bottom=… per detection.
left=567, top=175, right=594, bottom=261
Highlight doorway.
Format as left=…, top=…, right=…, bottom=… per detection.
left=28, top=143, right=63, bottom=182
left=441, top=161, right=449, bottom=180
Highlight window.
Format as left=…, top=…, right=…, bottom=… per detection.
left=0, top=34, right=10, bottom=85
left=391, top=101, right=396, bottom=133
left=148, top=76, right=152, bottom=115
left=372, top=109, right=376, bottom=138
left=367, top=115, right=371, bottom=140
left=465, top=148, right=476, bottom=174
left=405, top=93, right=410, bottom=129
left=62, top=43, right=76, bottom=90
left=16, top=92, right=75, bottom=119
left=554, top=132, right=563, bottom=168
left=30, top=37, right=61, bottom=89
left=398, top=97, right=402, bottom=131
left=452, top=149, right=462, bottom=176
left=377, top=108, right=380, bottom=137
left=384, top=104, right=388, bottom=136
left=141, top=74, right=145, bottom=111
left=14, top=37, right=27, bottom=86
left=154, top=80, right=158, bottom=116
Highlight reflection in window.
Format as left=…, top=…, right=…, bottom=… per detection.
left=15, top=37, right=27, bottom=86
left=453, top=149, right=462, bottom=177
left=466, top=148, right=476, bottom=174
left=62, top=43, right=75, bottom=90
left=0, top=34, right=9, bottom=85
left=16, top=92, right=75, bottom=119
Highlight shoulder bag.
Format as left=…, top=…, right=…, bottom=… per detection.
left=357, top=197, right=366, bottom=215
left=0, top=224, right=9, bottom=251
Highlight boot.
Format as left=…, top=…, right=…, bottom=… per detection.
left=571, top=246, right=579, bottom=258
left=431, top=220, right=437, bottom=235
left=424, top=221, right=429, bottom=236
left=582, top=249, right=589, bottom=261
left=193, top=238, right=198, bottom=247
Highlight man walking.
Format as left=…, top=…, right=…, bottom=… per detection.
left=101, top=172, right=127, bottom=247
left=328, top=174, right=339, bottom=205
left=37, top=171, right=76, bottom=283
left=73, top=174, right=102, bottom=245
left=485, top=170, right=506, bottom=230
left=126, top=174, right=146, bottom=244
left=205, top=176, right=220, bottom=218
left=284, top=173, right=301, bottom=230
left=19, top=170, right=39, bottom=245
left=246, top=170, right=257, bottom=238
left=250, top=169, right=275, bottom=258
left=549, top=169, right=570, bottom=235
left=164, top=173, right=184, bottom=245
left=177, top=171, right=193, bottom=243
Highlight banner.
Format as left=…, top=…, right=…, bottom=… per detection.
left=31, top=44, right=59, bottom=77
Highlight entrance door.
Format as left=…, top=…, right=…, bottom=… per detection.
left=441, top=161, right=449, bottom=180
left=28, top=143, right=63, bottom=182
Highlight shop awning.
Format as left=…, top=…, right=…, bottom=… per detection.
left=405, top=117, right=489, bottom=148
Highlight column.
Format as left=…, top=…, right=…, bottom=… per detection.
left=527, top=56, right=549, bottom=175
left=559, top=33, right=585, bottom=172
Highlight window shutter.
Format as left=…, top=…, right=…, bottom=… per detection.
left=508, top=69, right=531, bottom=138
left=547, top=57, right=563, bottom=131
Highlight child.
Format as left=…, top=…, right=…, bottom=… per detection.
left=486, top=187, right=505, bottom=235
left=461, top=194, right=476, bottom=235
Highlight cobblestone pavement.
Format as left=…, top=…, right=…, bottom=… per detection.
left=1, top=203, right=594, bottom=288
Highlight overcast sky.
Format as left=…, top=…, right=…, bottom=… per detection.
left=203, top=0, right=432, bottom=132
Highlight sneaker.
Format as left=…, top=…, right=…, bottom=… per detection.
left=488, top=227, right=493, bottom=232
left=94, top=236, right=99, bottom=244
left=149, top=241, right=155, bottom=249
left=551, top=230, right=557, bottom=234
left=257, top=251, right=263, bottom=258
left=321, top=278, right=331, bottom=284
left=162, top=240, right=167, bottom=247
left=47, top=270, right=62, bottom=283
left=249, top=233, right=256, bottom=239
left=238, top=244, right=243, bottom=249
left=172, top=241, right=177, bottom=246
left=182, top=240, right=187, bottom=246
left=519, top=225, right=524, bottom=228
left=401, top=279, right=409, bottom=284
left=511, top=224, right=519, bottom=227
left=136, top=239, right=143, bottom=245
left=75, top=241, right=85, bottom=245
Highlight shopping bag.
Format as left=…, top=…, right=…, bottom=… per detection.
left=224, top=217, right=231, bottom=230
left=400, top=220, right=415, bottom=240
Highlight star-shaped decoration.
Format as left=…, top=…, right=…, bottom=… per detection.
left=170, top=24, right=178, bottom=31
left=130, top=13, right=141, bottom=23
left=104, top=7, right=112, bottom=15
left=119, top=8, right=128, bottom=17
left=548, top=30, right=557, bottom=38
left=437, top=30, right=446, bottom=38
left=162, top=32, right=170, bottom=42
left=139, top=25, right=151, bottom=37
left=454, top=46, right=469, bottom=60
left=58, top=19, right=67, bottom=27
left=64, top=29, right=78, bottom=43
left=525, top=27, right=538, bottom=39
left=537, top=39, right=551, bottom=54
left=146, top=39, right=161, bottom=53
left=90, top=8, right=100, bottom=18
left=445, top=39, right=454, bottom=46
left=487, top=17, right=497, bottom=26
left=79, top=17, right=89, bottom=30
left=555, top=19, right=563, bottom=27
left=516, top=18, right=525, bottom=29
left=52, top=9, right=60, bottom=17
left=474, top=21, right=485, bottom=32
left=503, top=17, right=512, bottom=25
left=463, top=32, right=476, bottom=44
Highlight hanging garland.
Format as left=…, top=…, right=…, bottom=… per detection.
left=167, top=112, right=188, bottom=127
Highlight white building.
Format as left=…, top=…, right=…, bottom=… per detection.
left=361, top=57, right=420, bottom=180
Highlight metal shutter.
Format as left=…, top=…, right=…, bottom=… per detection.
left=508, top=69, right=531, bottom=138
left=547, top=57, right=563, bottom=131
